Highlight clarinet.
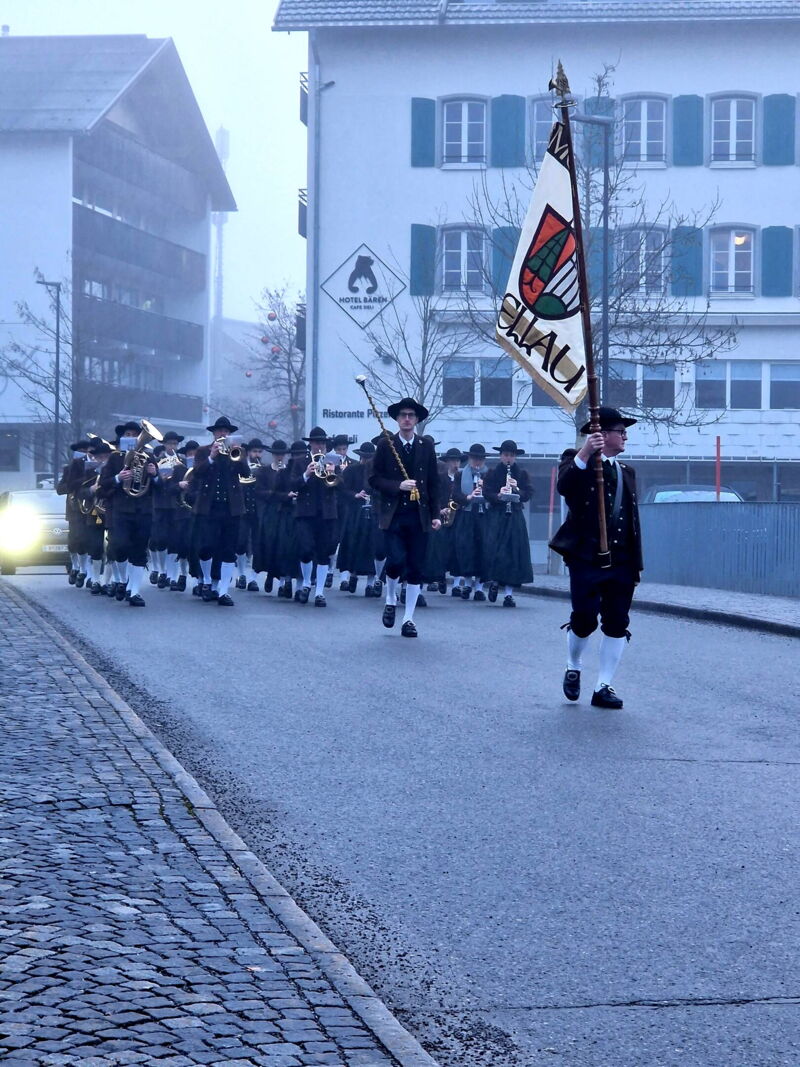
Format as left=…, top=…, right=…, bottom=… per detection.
left=504, top=464, right=520, bottom=514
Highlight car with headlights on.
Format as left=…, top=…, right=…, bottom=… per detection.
left=0, top=489, right=71, bottom=573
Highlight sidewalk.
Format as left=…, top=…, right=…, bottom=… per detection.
left=525, top=574, right=800, bottom=638
left=0, top=581, right=438, bottom=1067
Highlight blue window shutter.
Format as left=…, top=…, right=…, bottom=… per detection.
left=762, top=226, right=794, bottom=296
left=411, top=98, right=436, bottom=167
left=491, top=95, right=526, bottom=167
left=583, top=97, right=615, bottom=169
left=671, top=225, right=703, bottom=296
left=672, top=95, right=704, bottom=166
left=492, top=226, right=521, bottom=294
left=410, top=224, right=437, bottom=295
left=763, top=94, right=796, bottom=166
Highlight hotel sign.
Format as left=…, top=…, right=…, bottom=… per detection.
left=321, top=244, right=405, bottom=329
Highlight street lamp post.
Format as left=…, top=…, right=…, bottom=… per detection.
left=36, top=279, right=62, bottom=481
left=571, top=112, right=614, bottom=401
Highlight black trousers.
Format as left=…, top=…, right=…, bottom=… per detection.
left=385, top=509, right=428, bottom=586
left=237, top=512, right=259, bottom=556
left=169, top=512, right=192, bottom=557
left=85, top=523, right=105, bottom=562
left=67, top=517, right=84, bottom=556
left=149, top=510, right=175, bottom=552
left=109, top=511, right=152, bottom=567
left=567, top=559, right=637, bottom=639
left=295, top=516, right=337, bottom=565
left=194, top=506, right=239, bottom=565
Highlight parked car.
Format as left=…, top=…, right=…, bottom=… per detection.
left=0, top=489, right=71, bottom=573
left=641, top=484, right=745, bottom=504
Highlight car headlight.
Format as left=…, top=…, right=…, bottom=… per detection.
left=0, top=506, right=41, bottom=553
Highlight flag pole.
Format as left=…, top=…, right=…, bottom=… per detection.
left=550, top=61, right=611, bottom=568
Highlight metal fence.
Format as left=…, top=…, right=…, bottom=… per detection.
left=640, top=503, right=800, bottom=597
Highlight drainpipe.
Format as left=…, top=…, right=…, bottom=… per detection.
left=309, top=34, right=335, bottom=427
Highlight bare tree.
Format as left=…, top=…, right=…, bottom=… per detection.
left=214, top=285, right=306, bottom=442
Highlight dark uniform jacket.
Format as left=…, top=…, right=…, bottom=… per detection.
left=98, top=450, right=157, bottom=514
left=369, top=434, right=439, bottom=531
left=57, top=458, right=86, bottom=520
left=291, top=464, right=340, bottom=520
left=549, top=454, right=643, bottom=573
left=152, top=457, right=185, bottom=511
left=191, top=446, right=250, bottom=517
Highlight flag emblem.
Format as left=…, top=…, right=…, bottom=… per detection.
left=520, top=206, right=579, bottom=321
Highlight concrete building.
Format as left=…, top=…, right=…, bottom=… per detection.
left=0, top=34, right=235, bottom=489
left=274, top=0, right=800, bottom=549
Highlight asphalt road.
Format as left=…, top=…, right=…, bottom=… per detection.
left=9, top=569, right=800, bottom=1067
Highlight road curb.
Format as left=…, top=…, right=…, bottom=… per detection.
left=2, top=580, right=440, bottom=1067
left=522, top=583, right=800, bottom=640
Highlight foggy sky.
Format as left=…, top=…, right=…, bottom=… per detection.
left=1, top=0, right=307, bottom=323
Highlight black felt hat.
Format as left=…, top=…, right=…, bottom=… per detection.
left=115, top=421, right=141, bottom=437
left=289, top=439, right=309, bottom=455
left=332, top=433, right=350, bottom=448
left=206, top=415, right=238, bottom=433
left=493, top=440, right=526, bottom=455
left=387, top=397, right=429, bottom=421
left=184, top=440, right=200, bottom=451
left=246, top=438, right=266, bottom=450
left=466, top=443, right=486, bottom=459
left=70, top=439, right=91, bottom=452
left=87, top=439, right=112, bottom=455
left=354, top=441, right=376, bottom=456
left=267, top=439, right=289, bottom=454
left=579, top=407, right=637, bottom=434
left=441, top=447, right=462, bottom=462
left=162, top=431, right=184, bottom=444
left=422, top=434, right=441, bottom=447
left=303, top=426, right=328, bottom=442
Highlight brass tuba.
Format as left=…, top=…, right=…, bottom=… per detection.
left=122, top=419, right=164, bottom=497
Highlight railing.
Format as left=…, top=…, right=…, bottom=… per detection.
left=76, top=295, right=204, bottom=361
left=640, top=502, right=800, bottom=597
left=73, top=205, right=206, bottom=290
left=82, top=382, right=203, bottom=424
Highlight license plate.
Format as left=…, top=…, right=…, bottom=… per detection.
left=42, top=544, right=64, bottom=552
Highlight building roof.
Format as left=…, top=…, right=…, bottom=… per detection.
left=273, top=0, right=800, bottom=30
left=0, top=35, right=235, bottom=211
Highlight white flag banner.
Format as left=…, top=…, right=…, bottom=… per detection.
left=495, top=121, right=588, bottom=410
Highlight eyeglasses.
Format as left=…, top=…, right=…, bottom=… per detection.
left=603, top=428, right=628, bottom=437
left=398, top=412, right=416, bottom=419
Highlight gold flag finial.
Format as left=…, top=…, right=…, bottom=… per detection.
left=548, top=60, right=571, bottom=98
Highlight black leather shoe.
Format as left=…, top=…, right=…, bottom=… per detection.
left=75, top=572, right=86, bottom=589
left=68, top=568, right=77, bottom=585
left=218, top=594, right=234, bottom=606
left=124, top=589, right=131, bottom=601
left=324, top=572, right=333, bottom=588
left=503, top=595, right=516, bottom=607
left=382, top=604, right=396, bottom=629
left=265, top=575, right=274, bottom=593
left=563, top=669, right=581, bottom=701
left=157, top=573, right=169, bottom=589
left=297, top=585, right=310, bottom=604
left=339, top=579, right=349, bottom=591
left=473, top=590, right=486, bottom=602
left=591, top=685, right=624, bottom=709
left=280, top=581, right=292, bottom=599
left=202, top=585, right=218, bottom=602
left=176, top=574, right=187, bottom=591
left=426, top=582, right=438, bottom=592
left=451, top=586, right=461, bottom=597
left=149, top=570, right=159, bottom=586
left=192, top=583, right=203, bottom=597
left=170, top=580, right=179, bottom=591
left=488, top=582, right=499, bottom=603
left=91, top=582, right=104, bottom=596
left=314, top=595, right=326, bottom=607
left=372, top=579, right=383, bottom=597
left=129, top=594, right=145, bottom=607
left=348, top=574, right=358, bottom=593
left=115, top=585, right=127, bottom=602
left=417, top=594, right=427, bottom=608
left=437, top=580, right=447, bottom=594
left=401, top=620, right=417, bottom=638
left=364, top=583, right=375, bottom=598
left=461, top=587, right=472, bottom=600
left=236, top=574, right=246, bottom=590
left=247, top=580, right=259, bottom=591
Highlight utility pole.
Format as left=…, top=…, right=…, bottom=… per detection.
left=36, top=278, right=62, bottom=479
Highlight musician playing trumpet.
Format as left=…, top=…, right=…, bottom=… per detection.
left=292, top=426, right=341, bottom=606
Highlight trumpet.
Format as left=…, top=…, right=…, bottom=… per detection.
left=216, top=435, right=244, bottom=462
left=310, top=452, right=339, bottom=487
left=123, top=418, right=164, bottom=497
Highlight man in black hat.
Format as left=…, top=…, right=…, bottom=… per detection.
left=483, top=440, right=533, bottom=607
left=80, top=438, right=113, bottom=593
left=191, top=416, right=252, bottom=605
left=253, top=439, right=289, bottom=592
left=98, top=420, right=157, bottom=606
left=235, top=438, right=265, bottom=591
left=369, top=398, right=440, bottom=637
left=292, top=427, right=341, bottom=605
left=57, top=438, right=91, bottom=584
left=452, top=443, right=490, bottom=601
left=149, top=431, right=184, bottom=589
left=336, top=441, right=381, bottom=596
left=550, top=407, right=643, bottom=709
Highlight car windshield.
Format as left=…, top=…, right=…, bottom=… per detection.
left=2, top=490, right=63, bottom=514
left=653, top=490, right=740, bottom=503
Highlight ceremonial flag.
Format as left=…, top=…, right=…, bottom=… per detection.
left=495, top=119, right=589, bottom=411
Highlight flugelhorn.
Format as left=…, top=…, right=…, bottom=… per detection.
left=354, top=374, right=419, bottom=502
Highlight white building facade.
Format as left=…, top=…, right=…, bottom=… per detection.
left=0, top=34, right=234, bottom=490
left=275, top=0, right=800, bottom=534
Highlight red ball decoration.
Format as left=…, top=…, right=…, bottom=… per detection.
left=260, top=335, right=269, bottom=344
left=245, top=370, right=253, bottom=378
left=271, top=346, right=281, bottom=355
left=290, top=404, right=299, bottom=412
left=268, top=420, right=278, bottom=429
left=267, top=311, right=277, bottom=321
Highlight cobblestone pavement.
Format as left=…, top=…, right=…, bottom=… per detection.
left=0, top=582, right=437, bottom=1067
left=527, top=575, right=800, bottom=636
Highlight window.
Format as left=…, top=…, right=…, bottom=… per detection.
left=770, top=363, right=800, bottom=409
left=608, top=360, right=637, bottom=408
left=710, top=229, right=754, bottom=294
left=0, top=431, right=21, bottom=471
left=730, top=361, right=762, bottom=409
left=33, top=430, right=50, bottom=471
left=480, top=359, right=512, bottom=406
left=711, top=97, right=756, bottom=162
left=622, top=98, right=666, bottom=162
left=442, top=99, right=486, bottom=164
left=619, top=229, right=666, bottom=294
left=642, top=364, right=675, bottom=408
left=83, top=278, right=109, bottom=299
left=442, top=228, right=486, bottom=293
left=531, top=97, right=554, bottom=161
left=695, top=361, right=726, bottom=408
left=442, top=359, right=475, bottom=406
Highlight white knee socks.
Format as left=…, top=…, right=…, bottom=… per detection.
left=374, top=559, right=385, bottom=581
left=597, top=635, right=626, bottom=690
left=127, top=565, right=144, bottom=597
left=567, top=630, right=590, bottom=670
left=236, top=553, right=247, bottom=577
left=219, top=561, right=235, bottom=593
left=300, top=561, right=313, bottom=588
left=200, top=558, right=212, bottom=583
left=403, top=583, right=420, bottom=623
left=91, top=558, right=103, bottom=582
left=386, top=576, right=399, bottom=606
left=315, top=564, right=329, bottom=596
left=166, top=553, right=179, bottom=581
